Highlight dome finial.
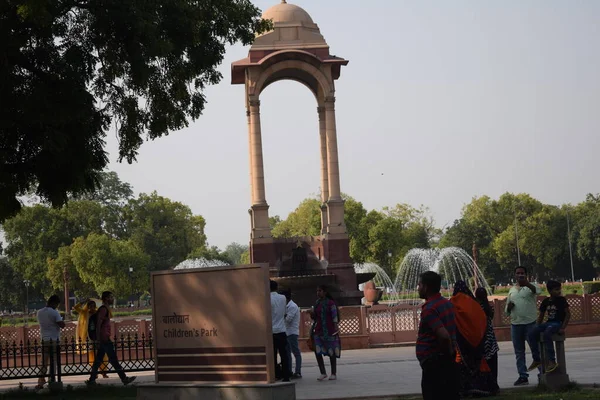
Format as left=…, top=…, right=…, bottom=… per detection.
left=281, top=0, right=287, bottom=3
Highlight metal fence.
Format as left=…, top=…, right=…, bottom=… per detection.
left=0, top=334, right=154, bottom=381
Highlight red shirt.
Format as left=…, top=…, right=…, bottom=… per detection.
left=96, top=306, right=111, bottom=342
left=416, top=293, right=456, bottom=363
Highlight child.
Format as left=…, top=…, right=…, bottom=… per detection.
left=527, top=280, right=570, bottom=373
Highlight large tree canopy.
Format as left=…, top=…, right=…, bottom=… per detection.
left=0, top=0, right=270, bottom=220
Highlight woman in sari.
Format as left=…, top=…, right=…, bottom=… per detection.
left=475, top=288, right=500, bottom=394
left=311, top=285, right=341, bottom=381
left=74, top=300, right=109, bottom=379
left=451, top=281, right=492, bottom=397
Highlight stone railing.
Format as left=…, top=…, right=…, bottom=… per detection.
left=3, top=293, right=599, bottom=349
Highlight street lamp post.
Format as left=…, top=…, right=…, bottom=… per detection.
left=567, top=208, right=575, bottom=282
left=63, top=266, right=70, bottom=321
left=128, top=267, right=134, bottom=307
left=23, top=280, right=30, bottom=327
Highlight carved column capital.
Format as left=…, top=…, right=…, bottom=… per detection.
left=249, top=99, right=261, bottom=108
left=324, top=96, right=336, bottom=104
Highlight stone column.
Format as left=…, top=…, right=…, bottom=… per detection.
left=249, top=99, right=267, bottom=205
left=248, top=98, right=271, bottom=238
left=324, top=97, right=342, bottom=201
left=247, top=109, right=254, bottom=204
left=318, top=106, right=329, bottom=234
left=324, top=96, right=345, bottom=234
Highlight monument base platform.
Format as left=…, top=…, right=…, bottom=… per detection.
left=137, top=382, right=296, bottom=400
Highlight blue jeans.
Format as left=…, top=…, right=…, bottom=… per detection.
left=511, top=322, right=536, bottom=379
left=528, top=321, right=561, bottom=363
left=286, top=334, right=302, bottom=375
left=89, top=341, right=127, bottom=382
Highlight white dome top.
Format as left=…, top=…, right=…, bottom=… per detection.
left=262, top=1, right=314, bottom=25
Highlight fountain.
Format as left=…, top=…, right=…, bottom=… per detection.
left=394, top=247, right=492, bottom=304
left=354, top=263, right=400, bottom=304
left=173, top=258, right=230, bottom=270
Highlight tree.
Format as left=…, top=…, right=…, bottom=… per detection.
left=2, top=201, right=105, bottom=293
left=271, top=198, right=321, bottom=238
left=222, top=242, right=249, bottom=265
left=69, top=233, right=150, bottom=298
left=0, top=257, right=27, bottom=310
left=75, top=171, right=133, bottom=206
left=123, top=192, right=207, bottom=271
left=575, top=194, right=600, bottom=271
left=0, top=0, right=271, bottom=221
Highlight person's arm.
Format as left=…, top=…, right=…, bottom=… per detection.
left=96, top=306, right=109, bottom=342
left=422, top=309, right=453, bottom=354
left=560, top=300, right=570, bottom=334
left=54, top=309, right=66, bottom=329
left=330, top=302, right=339, bottom=335
left=505, top=290, right=514, bottom=313
left=285, top=304, right=298, bottom=325
left=537, top=299, right=547, bottom=325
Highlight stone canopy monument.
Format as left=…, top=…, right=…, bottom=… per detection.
left=232, top=0, right=367, bottom=307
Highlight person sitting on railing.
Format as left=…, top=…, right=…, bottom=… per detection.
left=74, top=299, right=109, bottom=379
left=36, top=295, right=66, bottom=391
left=527, top=280, right=571, bottom=374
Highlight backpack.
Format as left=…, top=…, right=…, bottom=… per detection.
left=88, top=306, right=106, bottom=341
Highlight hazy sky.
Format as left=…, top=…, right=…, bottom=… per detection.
left=104, top=0, right=600, bottom=249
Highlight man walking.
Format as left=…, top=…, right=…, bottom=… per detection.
left=284, top=290, right=302, bottom=378
left=36, top=295, right=65, bottom=390
left=416, top=271, right=459, bottom=400
left=506, top=266, right=541, bottom=385
left=86, top=291, right=136, bottom=386
left=270, top=281, right=290, bottom=382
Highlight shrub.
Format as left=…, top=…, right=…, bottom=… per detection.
left=582, top=281, right=600, bottom=295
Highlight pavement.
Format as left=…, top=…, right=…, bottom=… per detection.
left=1, top=336, right=599, bottom=399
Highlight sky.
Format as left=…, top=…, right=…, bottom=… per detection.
left=104, top=0, right=600, bottom=249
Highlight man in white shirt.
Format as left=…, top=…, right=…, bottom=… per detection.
left=284, top=290, right=302, bottom=378
left=36, top=295, right=65, bottom=390
left=270, top=280, right=290, bottom=382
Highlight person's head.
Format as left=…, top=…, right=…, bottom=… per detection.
left=514, top=266, right=527, bottom=282
left=316, top=285, right=332, bottom=300
left=47, top=295, right=60, bottom=309
left=269, top=280, right=278, bottom=293
left=418, top=271, right=441, bottom=299
left=283, top=290, right=292, bottom=303
left=546, top=280, right=562, bottom=297
left=87, top=300, right=97, bottom=313
left=452, top=280, right=474, bottom=298
left=475, top=287, right=488, bottom=303
left=101, top=291, right=114, bottom=305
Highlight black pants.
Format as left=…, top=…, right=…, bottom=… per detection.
left=89, top=341, right=127, bottom=382
left=315, top=353, right=337, bottom=375
left=488, top=353, right=499, bottom=393
left=421, top=354, right=460, bottom=400
left=273, top=333, right=290, bottom=381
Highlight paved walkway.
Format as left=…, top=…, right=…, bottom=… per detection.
left=1, top=336, right=599, bottom=399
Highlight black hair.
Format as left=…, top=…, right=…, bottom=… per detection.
left=475, top=287, right=493, bottom=319
left=86, top=300, right=97, bottom=308
left=420, top=271, right=441, bottom=294
left=101, top=291, right=113, bottom=301
left=270, top=280, right=278, bottom=292
left=515, top=265, right=528, bottom=274
left=283, top=290, right=292, bottom=301
left=317, top=285, right=333, bottom=300
left=47, top=295, right=60, bottom=305
left=546, top=280, right=562, bottom=292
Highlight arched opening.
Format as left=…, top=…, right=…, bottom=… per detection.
left=259, top=79, right=321, bottom=235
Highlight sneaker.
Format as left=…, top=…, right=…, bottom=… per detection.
left=527, top=361, right=541, bottom=371
left=122, top=376, right=137, bottom=386
left=546, top=361, right=559, bottom=373
left=514, top=377, right=529, bottom=386
left=317, top=374, right=328, bottom=381
left=292, top=373, right=302, bottom=379
left=329, top=374, right=337, bottom=380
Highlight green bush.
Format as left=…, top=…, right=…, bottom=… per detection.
left=582, top=281, right=600, bottom=295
